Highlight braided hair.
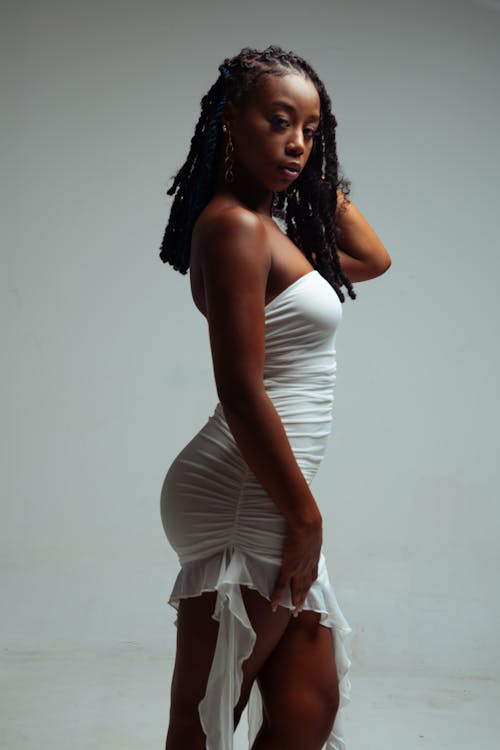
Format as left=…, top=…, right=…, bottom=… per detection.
left=159, top=45, right=356, bottom=302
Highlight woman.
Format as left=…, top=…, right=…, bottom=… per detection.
left=159, top=46, right=391, bottom=750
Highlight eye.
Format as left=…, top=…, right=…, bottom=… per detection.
left=270, top=115, right=289, bottom=129
left=304, top=127, right=319, bottom=140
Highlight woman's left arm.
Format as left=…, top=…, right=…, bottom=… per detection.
left=335, top=190, right=392, bottom=282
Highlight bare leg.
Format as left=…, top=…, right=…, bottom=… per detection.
left=165, top=592, right=218, bottom=750
left=251, top=611, right=339, bottom=750
left=165, top=588, right=292, bottom=750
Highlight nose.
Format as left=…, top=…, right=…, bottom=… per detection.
left=286, top=129, right=305, bottom=155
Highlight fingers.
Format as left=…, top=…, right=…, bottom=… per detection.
left=270, top=572, right=289, bottom=613
left=271, top=569, right=318, bottom=616
left=290, top=575, right=310, bottom=617
left=271, top=528, right=321, bottom=614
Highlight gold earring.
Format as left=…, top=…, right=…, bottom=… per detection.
left=286, top=184, right=297, bottom=198
left=224, top=130, right=234, bottom=184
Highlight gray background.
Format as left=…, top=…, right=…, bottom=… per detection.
left=2, top=0, right=499, bottom=748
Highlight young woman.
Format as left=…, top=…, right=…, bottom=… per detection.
left=159, top=45, right=391, bottom=750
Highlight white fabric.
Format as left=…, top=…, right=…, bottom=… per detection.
left=160, top=270, right=352, bottom=749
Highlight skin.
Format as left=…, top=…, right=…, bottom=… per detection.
left=165, top=72, right=391, bottom=750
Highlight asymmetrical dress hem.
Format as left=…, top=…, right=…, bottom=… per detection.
left=168, top=547, right=352, bottom=750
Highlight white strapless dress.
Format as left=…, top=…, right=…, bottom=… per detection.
left=160, top=270, right=352, bottom=750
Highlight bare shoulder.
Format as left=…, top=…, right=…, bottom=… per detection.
left=189, top=206, right=272, bottom=397
left=192, top=203, right=270, bottom=270
left=190, top=204, right=272, bottom=316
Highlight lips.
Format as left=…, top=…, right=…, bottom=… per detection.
left=278, top=163, right=301, bottom=179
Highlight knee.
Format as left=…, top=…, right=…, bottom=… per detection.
left=299, top=684, right=340, bottom=742
left=269, top=681, right=340, bottom=746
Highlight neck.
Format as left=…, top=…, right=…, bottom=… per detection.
left=213, top=161, right=274, bottom=216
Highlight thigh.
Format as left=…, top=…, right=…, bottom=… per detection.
left=257, top=611, right=339, bottom=733
left=169, top=587, right=292, bottom=718
left=166, top=593, right=222, bottom=750
left=236, top=587, right=292, bottom=717
left=169, top=592, right=220, bottom=712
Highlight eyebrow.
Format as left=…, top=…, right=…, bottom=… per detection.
left=270, top=100, right=320, bottom=123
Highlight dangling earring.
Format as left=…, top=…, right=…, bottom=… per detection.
left=286, top=184, right=297, bottom=198
left=224, top=127, right=235, bottom=184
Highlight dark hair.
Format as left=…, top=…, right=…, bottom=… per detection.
left=159, top=45, right=356, bottom=302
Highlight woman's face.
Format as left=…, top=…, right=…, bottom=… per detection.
left=225, top=72, right=321, bottom=193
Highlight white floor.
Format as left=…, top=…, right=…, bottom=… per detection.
left=2, top=643, right=498, bottom=749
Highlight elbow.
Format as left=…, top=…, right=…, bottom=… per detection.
left=377, top=251, right=392, bottom=275
left=216, top=378, right=266, bottom=411
left=370, top=247, right=392, bottom=278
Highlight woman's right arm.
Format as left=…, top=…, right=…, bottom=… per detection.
left=192, top=207, right=322, bottom=614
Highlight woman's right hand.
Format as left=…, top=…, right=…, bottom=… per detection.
left=271, top=515, right=323, bottom=616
